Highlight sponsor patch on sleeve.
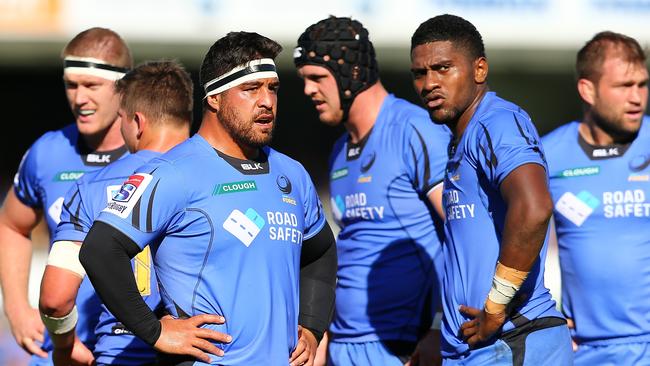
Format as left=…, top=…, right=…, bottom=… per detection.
left=103, top=173, right=153, bottom=219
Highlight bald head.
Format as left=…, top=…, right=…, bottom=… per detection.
left=62, top=27, right=133, bottom=68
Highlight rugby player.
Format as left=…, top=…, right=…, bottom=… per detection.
left=410, top=14, right=572, bottom=365
left=0, top=27, right=131, bottom=365
left=295, top=16, right=450, bottom=366
left=542, top=31, right=650, bottom=364
left=79, top=31, right=337, bottom=366
left=39, top=60, right=193, bottom=366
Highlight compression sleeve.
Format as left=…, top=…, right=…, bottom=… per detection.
left=79, top=220, right=161, bottom=346
left=299, top=222, right=337, bottom=343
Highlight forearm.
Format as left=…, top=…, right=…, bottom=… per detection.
left=299, top=224, right=337, bottom=343
left=498, top=199, right=551, bottom=271
left=80, top=221, right=161, bottom=346
left=0, top=223, right=33, bottom=313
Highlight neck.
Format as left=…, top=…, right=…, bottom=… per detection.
left=138, top=123, right=189, bottom=153
left=580, top=111, right=634, bottom=145
left=449, top=86, right=488, bottom=138
left=343, top=82, right=388, bottom=143
left=81, top=118, right=125, bottom=151
left=198, top=112, right=259, bottom=160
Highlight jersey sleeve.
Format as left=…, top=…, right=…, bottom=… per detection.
left=301, top=171, right=326, bottom=241
left=12, top=147, right=42, bottom=208
left=403, top=121, right=451, bottom=195
left=475, top=110, right=547, bottom=188
left=53, top=180, right=93, bottom=243
left=95, top=161, right=187, bottom=250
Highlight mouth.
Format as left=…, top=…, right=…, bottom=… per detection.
left=77, top=109, right=96, bottom=118
left=625, top=109, right=644, bottom=120
left=425, top=95, right=444, bottom=109
left=254, top=114, right=274, bottom=124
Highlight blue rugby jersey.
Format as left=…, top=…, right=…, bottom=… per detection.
left=53, top=150, right=162, bottom=365
left=543, top=117, right=650, bottom=345
left=441, top=92, right=561, bottom=357
left=96, top=134, right=326, bottom=365
left=327, top=94, right=451, bottom=343
left=12, top=123, right=127, bottom=362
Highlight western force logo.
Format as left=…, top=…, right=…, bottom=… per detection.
left=360, top=152, right=376, bottom=173
left=555, top=191, right=600, bottom=227
left=54, top=171, right=85, bottom=182
left=629, top=154, right=650, bottom=172
left=213, top=180, right=257, bottom=195
left=103, top=173, right=153, bottom=219
left=223, top=208, right=265, bottom=247
left=276, top=175, right=292, bottom=194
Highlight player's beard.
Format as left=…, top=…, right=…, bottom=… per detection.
left=217, top=103, right=275, bottom=148
left=591, top=107, right=640, bottom=144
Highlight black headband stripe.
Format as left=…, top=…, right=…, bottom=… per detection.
left=63, top=60, right=130, bottom=73
left=204, top=64, right=277, bottom=93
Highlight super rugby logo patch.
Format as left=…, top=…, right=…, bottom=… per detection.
left=103, top=173, right=153, bottom=219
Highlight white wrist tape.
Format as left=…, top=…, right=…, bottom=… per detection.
left=487, top=275, right=520, bottom=305
left=48, top=241, right=86, bottom=278
left=430, top=312, right=443, bottom=330
left=40, top=306, right=78, bottom=335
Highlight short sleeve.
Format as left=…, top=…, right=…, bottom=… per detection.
left=13, top=148, right=41, bottom=208
left=301, top=173, right=326, bottom=241
left=96, top=161, right=187, bottom=250
left=403, top=122, right=451, bottom=195
left=475, top=111, right=547, bottom=188
left=53, top=181, right=93, bottom=243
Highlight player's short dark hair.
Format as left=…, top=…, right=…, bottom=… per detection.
left=411, top=14, right=485, bottom=60
left=116, top=60, right=193, bottom=127
left=62, top=27, right=133, bottom=69
left=576, top=31, right=646, bottom=82
left=199, top=31, right=282, bottom=90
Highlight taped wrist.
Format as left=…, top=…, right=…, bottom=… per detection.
left=485, top=262, right=529, bottom=314
left=40, top=306, right=78, bottom=335
left=80, top=221, right=161, bottom=345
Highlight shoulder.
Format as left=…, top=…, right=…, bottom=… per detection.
left=382, top=95, right=452, bottom=145
left=29, top=124, right=77, bottom=155
left=541, top=122, right=579, bottom=146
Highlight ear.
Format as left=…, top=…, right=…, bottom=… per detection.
left=474, top=57, right=488, bottom=84
left=577, top=78, right=596, bottom=106
left=133, top=112, right=146, bottom=138
left=206, top=94, right=221, bottom=112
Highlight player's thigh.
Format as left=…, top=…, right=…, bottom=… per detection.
left=575, top=342, right=650, bottom=366
left=327, top=341, right=404, bottom=366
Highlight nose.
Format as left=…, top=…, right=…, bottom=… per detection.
left=257, top=86, right=275, bottom=110
left=303, top=79, right=317, bottom=97
left=424, top=71, right=440, bottom=92
left=629, top=84, right=647, bottom=105
left=75, top=85, right=89, bottom=106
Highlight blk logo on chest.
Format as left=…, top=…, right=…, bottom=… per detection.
left=241, top=162, right=264, bottom=171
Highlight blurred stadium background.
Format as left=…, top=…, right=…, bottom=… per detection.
left=1, top=0, right=649, bottom=364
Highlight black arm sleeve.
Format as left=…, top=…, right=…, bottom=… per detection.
left=299, top=222, right=337, bottom=343
left=79, top=221, right=161, bottom=346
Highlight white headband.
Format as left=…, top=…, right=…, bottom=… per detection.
left=63, top=56, right=129, bottom=81
left=203, top=58, right=278, bottom=97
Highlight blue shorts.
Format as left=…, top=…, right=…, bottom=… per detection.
left=575, top=342, right=650, bottom=366
left=328, top=340, right=412, bottom=366
left=444, top=319, right=573, bottom=366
